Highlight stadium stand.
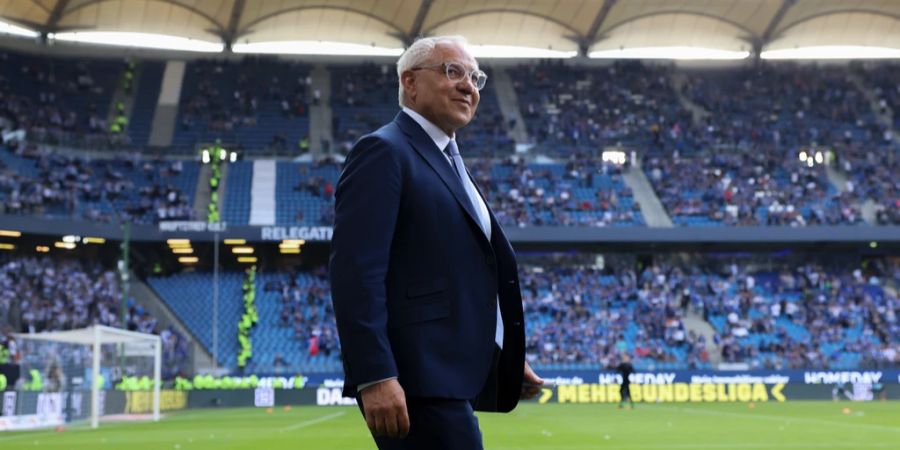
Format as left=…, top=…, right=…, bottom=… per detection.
left=836, top=143, right=900, bottom=225
left=330, top=63, right=398, bottom=155
left=470, top=156, right=644, bottom=227
left=4, top=49, right=900, bottom=229
left=173, top=58, right=312, bottom=153
left=681, top=65, right=883, bottom=151
left=147, top=271, right=243, bottom=372
left=644, top=147, right=864, bottom=226
left=704, top=258, right=899, bottom=370
left=0, top=144, right=198, bottom=224
left=513, top=60, right=692, bottom=155
left=251, top=269, right=341, bottom=373
left=859, top=62, right=900, bottom=132
left=138, top=256, right=897, bottom=373
left=0, top=49, right=121, bottom=148
left=275, top=160, right=338, bottom=226
left=221, top=160, right=253, bottom=225
left=147, top=268, right=341, bottom=373
left=520, top=263, right=711, bottom=371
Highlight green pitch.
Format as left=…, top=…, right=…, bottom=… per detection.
left=1, top=402, right=898, bottom=449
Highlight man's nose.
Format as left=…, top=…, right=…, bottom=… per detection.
left=456, top=76, right=476, bottom=93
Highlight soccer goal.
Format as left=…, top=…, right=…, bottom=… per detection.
left=8, top=325, right=161, bottom=430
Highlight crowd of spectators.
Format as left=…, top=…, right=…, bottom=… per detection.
left=859, top=62, right=900, bottom=131
left=521, top=255, right=898, bottom=371
left=177, top=57, right=312, bottom=152
left=204, top=254, right=898, bottom=373
left=264, top=268, right=340, bottom=364
left=330, top=62, right=397, bottom=154
left=180, top=59, right=308, bottom=132
left=0, top=256, right=190, bottom=379
left=0, top=51, right=125, bottom=150
left=703, top=257, right=899, bottom=370
left=0, top=143, right=194, bottom=224
left=645, top=147, right=863, bottom=226
left=521, top=261, right=710, bottom=371
left=514, top=60, right=692, bottom=155
left=469, top=155, right=643, bottom=227
left=3, top=51, right=899, bottom=229
left=834, top=144, right=900, bottom=225
left=681, top=65, right=887, bottom=152
left=273, top=156, right=641, bottom=227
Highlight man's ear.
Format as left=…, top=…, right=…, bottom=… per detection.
left=401, top=70, right=417, bottom=103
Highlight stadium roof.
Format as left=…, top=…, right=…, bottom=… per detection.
left=1, top=0, right=899, bottom=58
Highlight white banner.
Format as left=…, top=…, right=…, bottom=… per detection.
left=0, top=414, right=64, bottom=431
left=254, top=388, right=275, bottom=408
left=2, top=392, right=15, bottom=417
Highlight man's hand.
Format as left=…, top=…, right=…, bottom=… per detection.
left=360, top=378, right=410, bottom=439
left=520, top=361, right=544, bottom=399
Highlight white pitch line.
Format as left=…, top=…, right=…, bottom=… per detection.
left=281, top=411, right=346, bottom=432
left=677, top=406, right=900, bottom=434
left=0, top=432, right=50, bottom=443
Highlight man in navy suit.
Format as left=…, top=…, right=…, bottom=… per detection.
left=330, top=35, right=543, bottom=449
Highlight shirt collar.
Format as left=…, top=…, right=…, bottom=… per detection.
left=402, top=106, right=453, bottom=151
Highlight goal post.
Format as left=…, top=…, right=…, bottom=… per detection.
left=12, top=325, right=161, bottom=429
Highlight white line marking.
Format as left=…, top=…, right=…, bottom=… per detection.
left=281, top=411, right=346, bottom=432
left=678, top=406, right=900, bottom=434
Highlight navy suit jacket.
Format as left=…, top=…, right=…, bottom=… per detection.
left=330, top=111, right=525, bottom=412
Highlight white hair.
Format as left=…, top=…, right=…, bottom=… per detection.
left=396, top=35, right=470, bottom=107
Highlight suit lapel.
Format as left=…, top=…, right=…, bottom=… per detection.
left=394, top=112, right=486, bottom=241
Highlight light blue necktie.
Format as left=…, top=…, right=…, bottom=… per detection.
left=445, top=139, right=504, bottom=348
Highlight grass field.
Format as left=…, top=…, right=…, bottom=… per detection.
left=1, top=402, right=898, bottom=449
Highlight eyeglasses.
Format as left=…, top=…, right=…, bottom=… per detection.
left=411, top=61, right=488, bottom=91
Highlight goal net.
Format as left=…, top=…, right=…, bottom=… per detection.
left=3, top=325, right=160, bottom=430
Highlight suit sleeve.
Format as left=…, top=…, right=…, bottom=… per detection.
left=329, top=135, right=403, bottom=391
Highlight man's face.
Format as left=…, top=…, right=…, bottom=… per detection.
left=403, top=42, right=480, bottom=136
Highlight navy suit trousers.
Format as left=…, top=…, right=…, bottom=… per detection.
left=356, top=396, right=484, bottom=450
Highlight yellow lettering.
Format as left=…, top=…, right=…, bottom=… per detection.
left=608, top=384, right=621, bottom=403
left=771, top=384, right=786, bottom=402
left=539, top=388, right=554, bottom=404
left=702, top=384, right=716, bottom=402
left=690, top=383, right=703, bottom=402
left=631, top=384, right=643, bottom=402
left=752, top=383, right=769, bottom=402
left=577, top=385, right=590, bottom=403
left=728, top=384, right=738, bottom=402
left=125, top=390, right=186, bottom=413
left=658, top=384, right=674, bottom=402
left=559, top=385, right=578, bottom=403
left=674, top=383, right=689, bottom=402
left=737, top=384, right=752, bottom=402
left=642, top=384, right=658, bottom=403
left=716, top=384, right=728, bottom=402
left=591, top=384, right=606, bottom=403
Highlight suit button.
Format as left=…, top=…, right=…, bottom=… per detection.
left=485, top=255, right=495, bottom=266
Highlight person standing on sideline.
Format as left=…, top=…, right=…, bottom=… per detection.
left=330, top=35, right=543, bottom=450
left=616, top=355, right=635, bottom=409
